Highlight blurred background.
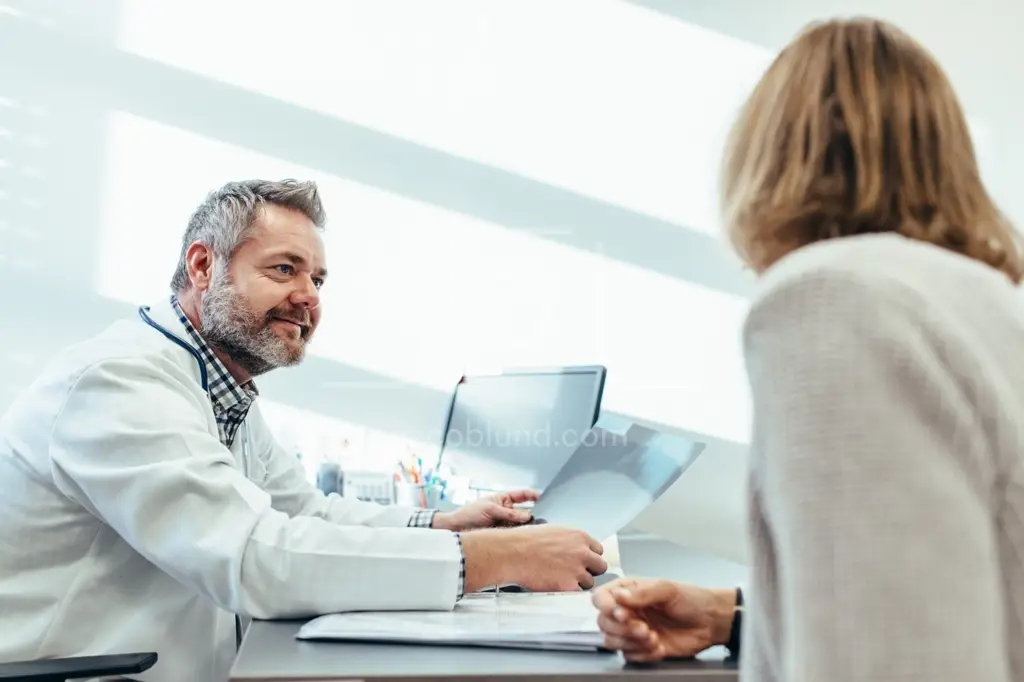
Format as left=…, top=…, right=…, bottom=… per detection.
left=0, top=0, right=1016, bottom=578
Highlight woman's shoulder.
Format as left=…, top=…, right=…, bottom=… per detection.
left=744, top=236, right=1024, bottom=430
left=753, top=233, right=1017, bottom=313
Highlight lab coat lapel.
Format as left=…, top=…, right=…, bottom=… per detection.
left=138, top=298, right=207, bottom=393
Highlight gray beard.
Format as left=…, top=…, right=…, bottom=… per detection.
left=199, top=269, right=306, bottom=377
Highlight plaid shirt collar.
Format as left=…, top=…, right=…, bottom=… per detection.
left=170, top=295, right=257, bottom=447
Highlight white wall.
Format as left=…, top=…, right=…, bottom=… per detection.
left=0, top=0, right=1013, bottom=575
left=633, top=0, right=1015, bottom=218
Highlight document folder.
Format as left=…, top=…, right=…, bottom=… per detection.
left=296, top=592, right=608, bottom=653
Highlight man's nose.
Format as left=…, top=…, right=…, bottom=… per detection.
left=290, top=275, right=321, bottom=311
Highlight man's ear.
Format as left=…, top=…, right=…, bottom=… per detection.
left=185, top=243, right=216, bottom=292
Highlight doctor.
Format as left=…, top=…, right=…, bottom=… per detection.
left=0, top=179, right=607, bottom=682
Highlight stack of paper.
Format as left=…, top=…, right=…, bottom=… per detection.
left=296, top=592, right=607, bottom=652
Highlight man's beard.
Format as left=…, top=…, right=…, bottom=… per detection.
left=199, top=268, right=312, bottom=377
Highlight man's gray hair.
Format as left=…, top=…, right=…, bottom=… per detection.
left=170, top=179, right=327, bottom=292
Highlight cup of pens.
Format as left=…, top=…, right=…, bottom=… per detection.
left=395, top=481, right=444, bottom=508
left=395, top=459, right=446, bottom=509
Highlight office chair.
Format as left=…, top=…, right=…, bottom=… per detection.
left=0, top=652, right=157, bottom=681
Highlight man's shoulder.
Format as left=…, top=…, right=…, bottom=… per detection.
left=57, top=316, right=190, bottom=379
left=0, top=309, right=207, bottom=463
left=11, top=308, right=204, bottom=412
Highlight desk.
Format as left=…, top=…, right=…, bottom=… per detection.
left=230, top=537, right=740, bottom=682
left=231, top=620, right=736, bottom=682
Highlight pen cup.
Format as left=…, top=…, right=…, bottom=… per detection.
left=395, top=481, right=443, bottom=509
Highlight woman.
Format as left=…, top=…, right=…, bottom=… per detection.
left=595, top=17, right=1024, bottom=682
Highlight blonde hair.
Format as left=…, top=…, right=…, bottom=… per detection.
left=720, top=17, right=1022, bottom=283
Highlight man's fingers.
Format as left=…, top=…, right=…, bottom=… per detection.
left=585, top=550, right=609, bottom=577
left=503, top=489, right=540, bottom=504
left=488, top=504, right=532, bottom=524
left=588, top=536, right=605, bottom=555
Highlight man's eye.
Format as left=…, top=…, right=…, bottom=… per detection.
left=312, top=278, right=324, bottom=290
left=275, top=264, right=295, bottom=275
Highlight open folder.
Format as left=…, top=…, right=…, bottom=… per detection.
left=296, top=592, right=607, bottom=652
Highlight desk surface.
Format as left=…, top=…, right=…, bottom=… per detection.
left=231, top=619, right=737, bottom=682
left=230, top=536, right=740, bottom=682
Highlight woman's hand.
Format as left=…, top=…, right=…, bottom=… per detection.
left=591, top=578, right=737, bottom=662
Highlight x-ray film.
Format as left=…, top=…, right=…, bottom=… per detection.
left=529, top=420, right=705, bottom=542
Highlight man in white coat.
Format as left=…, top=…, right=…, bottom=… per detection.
left=0, top=179, right=607, bottom=682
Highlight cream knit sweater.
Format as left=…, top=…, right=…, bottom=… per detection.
left=740, top=234, right=1023, bottom=682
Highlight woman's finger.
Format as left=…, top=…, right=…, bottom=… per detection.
left=602, top=633, right=660, bottom=654
left=622, top=643, right=668, bottom=663
left=596, top=613, right=646, bottom=639
left=592, top=588, right=617, bottom=614
left=598, top=614, right=659, bottom=647
left=593, top=590, right=638, bottom=617
left=610, top=580, right=675, bottom=610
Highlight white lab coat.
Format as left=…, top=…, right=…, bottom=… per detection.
left=0, top=299, right=462, bottom=682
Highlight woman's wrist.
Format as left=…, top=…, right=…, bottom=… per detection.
left=709, top=587, right=740, bottom=646
left=724, top=587, right=743, bottom=656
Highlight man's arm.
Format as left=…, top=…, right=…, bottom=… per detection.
left=50, top=356, right=462, bottom=619
left=249, top=415, right=464, bottom=598
left=742, top=268, right=1010, bottom=682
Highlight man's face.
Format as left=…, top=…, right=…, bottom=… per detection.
left=199, top=204, right=327, bottom=377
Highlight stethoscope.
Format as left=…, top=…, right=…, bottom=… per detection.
left=138, top=305, right=209, bottom=393
left=137, top=305, right=253, bottom=460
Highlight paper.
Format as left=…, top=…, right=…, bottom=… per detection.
left=296, top=592, right=605, bottom=652
left=529, top=420, right=705, bottom=541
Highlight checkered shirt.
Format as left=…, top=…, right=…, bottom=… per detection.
left=171, top=296, right=256, bottom=448
left=170, top=297, right=462, bottom=592
left=452, top=533, right=465, bottom=598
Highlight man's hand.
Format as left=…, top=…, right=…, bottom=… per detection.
left=591, top=578, right=736, bottom=662
left=460, top=524, right=608, bottom=592
left=432, top=489, right=539, bottom=531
